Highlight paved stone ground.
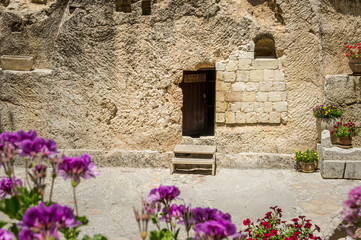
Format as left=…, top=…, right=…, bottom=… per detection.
left=3, top=167, right=361, bottom=239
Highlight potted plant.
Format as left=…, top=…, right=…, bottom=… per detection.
left=331, top=121, right=359, bottom=147
left=295, top=150, right=319, bottom=173
left=346, top=43, right=361, bottom=75
left=313, top=105, right=343, bottom=144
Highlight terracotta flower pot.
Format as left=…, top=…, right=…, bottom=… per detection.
left=300, top=162, right=316, bottom=173
left=339, top=137, right=352, bottom=146
left=316, top=118, right=339, bottom=144
left=349, top=57, right=361, bottom=75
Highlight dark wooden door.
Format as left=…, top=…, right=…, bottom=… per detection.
left=181, top=74, right=208, bottom=136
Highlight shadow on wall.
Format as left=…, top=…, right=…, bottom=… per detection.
left=247, top=0, right=284, bottom=25
left=326, top=0, right=361, bottom=16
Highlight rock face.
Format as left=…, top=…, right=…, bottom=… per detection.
left=0, top=0, right=361, bottom=167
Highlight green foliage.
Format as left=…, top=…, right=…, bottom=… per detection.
left=0, top=187, right=42, bottom=220
left=313, top=105, right=342, bottom=119
left=294, top=150, right=319, bottom=163
left=82, top=234, right=108, bottom=240
left=0, top=220, right=7, bottom=228
left=149, top=229, right=174, bottom=240
left=332, top=122, right=359, bottom=138
left=60, top=216, right=89, bottom=240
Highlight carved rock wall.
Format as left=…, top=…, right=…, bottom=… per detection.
left=0, top=0, right=360, bottom=166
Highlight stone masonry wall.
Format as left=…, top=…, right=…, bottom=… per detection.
left=215, top=42, right=287, bottom=125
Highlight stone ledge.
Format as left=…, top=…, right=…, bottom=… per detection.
left=216, top=152, right=294, bottom=169
left=0, top=69, right=53, bottom=76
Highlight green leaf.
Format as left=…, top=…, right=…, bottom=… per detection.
left=149, top=229, right=174, bottom=240
left=0, top=220, right=7, bottom=228
left=151, top=215, right=159, bottom=225
left=9, top=223, right=20, bottom=238
left=76, top=216, right=89, bottom=226
left=82, top=234, right=108, bottom=240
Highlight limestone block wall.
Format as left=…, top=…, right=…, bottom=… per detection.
left=215, top=43, right=287, bottom=125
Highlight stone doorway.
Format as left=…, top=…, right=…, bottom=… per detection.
left=180, top=69, right=215, bottom=137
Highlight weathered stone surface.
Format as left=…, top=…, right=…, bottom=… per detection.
left=323, top=147, right=361, bottom=161
left=252, top=59, right=278, bottom=70
left=225, top=92, right=242, bottom=102
left=224, top=72, right=236, bottom=82
left=225, top=111, right=236, bottom=124
left=256, top=92, right=268, bottom=102
left=216, top=102, right=227, bottom=112
left=246, top=112, right=257, bottom=123
left=321, top=160, right=345, bottom=179
left=232, top=82, right=245, bottom=91
left=216, top=81, right=231, bottom=91
left=270, top=112, right=281, bottom=124
left=1, top=55, right=34, bottom=71
left=321, top=130, right=332, bottom=148
left=215, top=113, right=225, bottom=123
left=249, top=70, right=264, bottom=82
left=241, top=92, right=256, bottom=102
left=235, top=112, right=246, bottom=124
left=0, top=0, right=360, bottom=163
left=273, top=102, right=288, bottom=112
left=324, top=75, right=358, bottom=105
left=344, top=161, right=361, bottom=179
left=238, top=59, right=252, bottom=69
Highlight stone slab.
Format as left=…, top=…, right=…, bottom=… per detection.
left=0, top=55, right=34, bottom=71
left=344, top=161, right=361, bottom=179
left=173, top=145, right=216, bottom=155
left=321, top=160, right=345, bottom=179
left=323, top=147, right=361, bottom=160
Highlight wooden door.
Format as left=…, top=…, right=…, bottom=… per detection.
left=181, top=73, right=208, bottom=136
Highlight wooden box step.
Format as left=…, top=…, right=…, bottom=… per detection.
left=171, top=157, right=215, bottom=175
left=173, top=144, right=216, bottom=155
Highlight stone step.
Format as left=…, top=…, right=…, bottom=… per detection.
left=171, top=157, right=215, bottom=165
left=173, top=144, right=216, bottom=155
left=171, top=157, right=215, bottom=175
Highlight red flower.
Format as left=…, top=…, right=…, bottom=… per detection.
left=270, top=230, right=278, bottom=236
left=265, top=211, right=272, bottom=218
left=358, top=42, right=361, bottom=45
left=291, top=218, right=299, bottom=223
left=305, top=222, right=312, bottom=228
left=315, top=224, right=320, bottom=232
left=296, top=224, right=302, bottom=228
left=346, top=54, right=350, bottom=57
left=294, top=231, right=301, bottom=237
left=261, top=222, right=271, bottom=228
left=243, top=218, right=251, bottom=226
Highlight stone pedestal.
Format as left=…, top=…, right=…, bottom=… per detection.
left=320, top=130, right=361, bottom=179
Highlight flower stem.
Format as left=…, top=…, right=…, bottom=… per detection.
left=73, top=186, right=79, bottom=215
left=49, top=176, right=55, bottom=202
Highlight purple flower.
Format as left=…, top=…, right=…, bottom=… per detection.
left=192, top=207, right=231, bottom=224
left=0, top=176, right=23, bottom=199
left=16, top=130, right=37, bottom=142
left=169, top=204, right=185, bottom=219
left=194, top=218, right=237, bottom=240
left=0, top=229, right=14, bottom=240
left=18, top=137, right=45, bottom=158
left=342, top=186, right=361, bottom=238
left=18, top=202, right=80, bottom=240
left=58, top=153, right=99, bottom=186
left=147, top=185, right=180, bottom=205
